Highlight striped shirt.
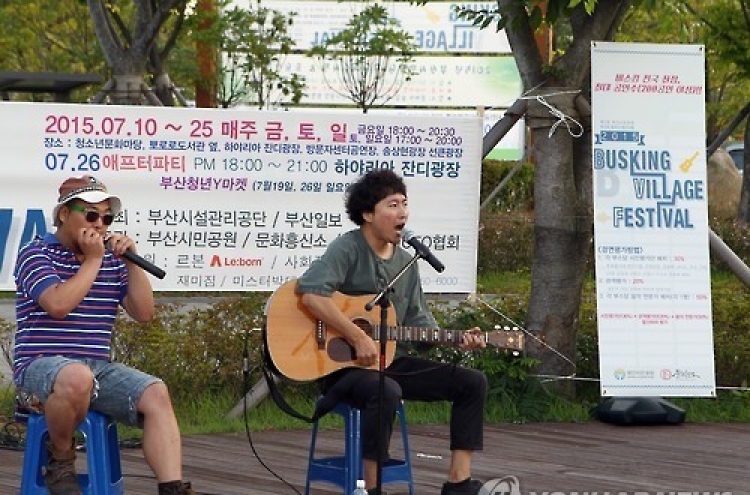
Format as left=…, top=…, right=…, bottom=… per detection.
left=13, top=233, right=128, bottom=384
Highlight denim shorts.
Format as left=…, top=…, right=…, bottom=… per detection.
left=15, top=356, right=162, bottom=427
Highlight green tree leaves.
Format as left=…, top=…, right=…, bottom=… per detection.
left=309, top=3, right=416, bottom=113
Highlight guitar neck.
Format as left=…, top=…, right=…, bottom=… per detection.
left=385, top=325, right=467, bottom=345
left=382, top=326, right=524, bottom=351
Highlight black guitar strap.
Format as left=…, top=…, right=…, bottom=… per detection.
left=260, top=364, right=318, bottom=423
left=261, top=360, right=360, bottom=423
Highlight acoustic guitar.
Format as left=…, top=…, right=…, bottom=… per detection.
left=264, top=280, right=525, bottom=382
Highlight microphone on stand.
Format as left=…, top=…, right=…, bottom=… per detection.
left=400, top=228, right=446, bottom=273
left=105, top=237, right=166, bottom=279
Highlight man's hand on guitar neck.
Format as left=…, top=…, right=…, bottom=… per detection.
left=458, top=327, right=486, bottom=351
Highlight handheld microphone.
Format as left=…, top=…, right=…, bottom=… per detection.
left=401, top=228, right=445, bottom=273
left=105, top=238, right=166, bottom=279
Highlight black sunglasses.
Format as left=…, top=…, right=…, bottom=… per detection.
left=68, top=204, right=115, bottom=226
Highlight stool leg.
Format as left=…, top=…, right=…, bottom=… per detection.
left=19, top=414, right=48, bottom=495
left=396, top=404, right=415, bottom=495
left=346, top=405, right=362, bottom=494
left=305, top=419, right=321, bottom=495
left=78, top=412, right=124, bottom=495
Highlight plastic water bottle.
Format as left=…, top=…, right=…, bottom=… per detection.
left=352, top=479, right=368, bottom=495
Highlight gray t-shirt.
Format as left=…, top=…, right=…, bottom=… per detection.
left=296, top=229, right=437, bottom=329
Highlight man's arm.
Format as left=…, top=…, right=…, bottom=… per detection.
left=121, top=262, right=155, bottom=322
left=300, top=292, right=379, bottom=367
left=37, top=228, right=105, bottom=319
left=108, top=233, right=155, bottom=322
left=38, top=257, right=101, bottom=319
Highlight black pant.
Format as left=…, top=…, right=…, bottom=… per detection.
left=321, top=356, right=488, bottom=461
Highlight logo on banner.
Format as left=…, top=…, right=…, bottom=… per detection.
left=660, top=369, right=701, bottom=381
left=612, top=368, right=655, bottom=381
left=209, top=254, right=263, bottom=268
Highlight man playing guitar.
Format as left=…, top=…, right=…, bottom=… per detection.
left=295, top=169, right=488, bottom=495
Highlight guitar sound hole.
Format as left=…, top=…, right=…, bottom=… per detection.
left=352, top=318, right=374, bottom=338
left=328, top=337, right=357, bottom=362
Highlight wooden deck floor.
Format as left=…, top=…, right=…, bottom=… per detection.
left=0, top=420, right=746, bottom=494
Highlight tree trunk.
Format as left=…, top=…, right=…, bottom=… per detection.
left=152, top=72, right=177, bottom=106
left=525, top=90, right=591, bottom=396
left=493, top=0, right=629, bottom=398
left=87, top=0, right=186, bottom=106
left=108, top=74, right=152, bottom=105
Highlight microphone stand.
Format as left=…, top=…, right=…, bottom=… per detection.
left=365, top=253, right=422, bottom=495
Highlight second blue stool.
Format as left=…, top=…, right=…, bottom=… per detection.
left=305, top=400, right=414, bottom=495
left=20, top=410, right=124, bottom=495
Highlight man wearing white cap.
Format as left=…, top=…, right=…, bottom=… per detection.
left=13, top=176, right=196, bottom=495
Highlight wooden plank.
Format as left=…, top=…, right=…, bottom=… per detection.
left=0, top=422, right=745, bottom=494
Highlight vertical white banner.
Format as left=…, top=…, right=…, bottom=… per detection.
left=591, top=42, right=715, bottom=397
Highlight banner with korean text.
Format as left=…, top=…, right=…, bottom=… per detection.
left=0, top=102, right=482, bottom=293
left=591, top=42, right=715, bottom=397
left=229, top=0, right=525, bottom=160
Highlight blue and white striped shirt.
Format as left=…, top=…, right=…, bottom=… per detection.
left=13, top=233, right=128, bottom=384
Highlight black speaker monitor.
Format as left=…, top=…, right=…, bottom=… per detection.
left=591, top=397, right=686, bottom=425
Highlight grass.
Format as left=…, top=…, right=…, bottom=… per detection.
left=477, top=270, right=532, bottom=295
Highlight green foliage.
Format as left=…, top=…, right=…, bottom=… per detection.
left=112, top=294, right=269, bottom=401
left=681, top=0, right=749, bottom=79
left=477, top=160, right=535, bottom=274
left=0, top=319, right=13, bottom=391
left=308, top=4, right=416, bottom=112
left=452, top=5, right=505, bottom=31
left=0, top=0, right=105, bottom=102
left=575, top=286, right=604, bottom=401
left=452, top=0, right=580, bottom=33
left=616, top=0, right=749, bottom=142
left=478, top=213, right=534, bottom=274
left=670, top=390, right=750, bottom=422
left=207, top=3, right=304, bottom=109
left=480, top=160, right=535, bottom=213
left=0, top=272, right=749, bottom=426
left=704, top=279, right=750, bottom=388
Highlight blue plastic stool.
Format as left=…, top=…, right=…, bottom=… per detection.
left=20, top=411, right=124, bottom=495
left=305, top=400, right=414, bottom=495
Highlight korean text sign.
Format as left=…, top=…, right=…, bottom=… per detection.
left=0, top=103, right=482, bottom=293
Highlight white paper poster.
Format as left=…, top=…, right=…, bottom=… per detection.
left=591, top=42, right=715, bottom=397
